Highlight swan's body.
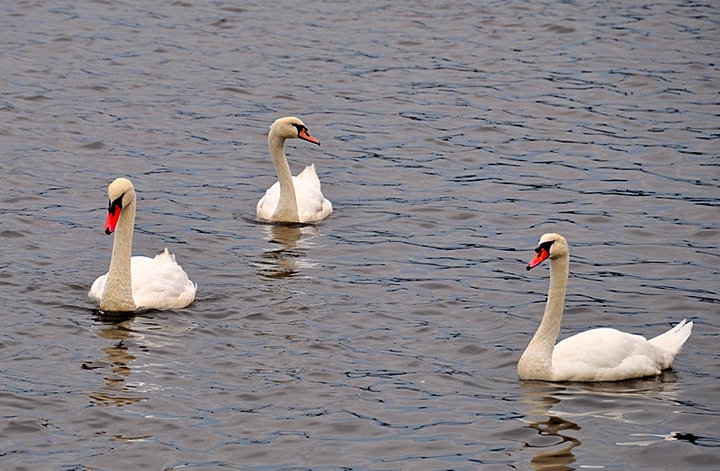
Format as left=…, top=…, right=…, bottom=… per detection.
left=256, top=117, right=332, bottom=223
left=518, top=233, right=692, bottom=382
left=88, top=178, right=196, bottom=312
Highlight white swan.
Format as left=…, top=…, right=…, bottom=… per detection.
left=518, top=233, right=692, bottom=382
left=88, top=178, right=197, bottom=312
left=256, top=117, right=333, bottom=223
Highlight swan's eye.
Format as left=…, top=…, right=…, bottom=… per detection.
left=108, top=195, right=124, bottom=215
left=536, top=240, right=555, bottom=253
left=291, top=123, right=305, bottom=134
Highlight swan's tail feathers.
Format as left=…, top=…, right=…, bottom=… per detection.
left=296, top=163, right=320, bottom=183
left=649, top=319, right=693, bottom=364
left=156, top=247, right=177, bottom=262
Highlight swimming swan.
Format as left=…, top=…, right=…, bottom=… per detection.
left=518, top=233, right=692, bottom=382
left=89, top=178, right=196, bottom=312
left=256, top=117, right=332, bottom=223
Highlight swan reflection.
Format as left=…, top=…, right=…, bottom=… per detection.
left=256, top=224, right=320, bottom=278
left=519, top=373, right=686, bottom=470
left=520, top=382, right=580, bottom=471
left=86, top=316, right=146, bottom=407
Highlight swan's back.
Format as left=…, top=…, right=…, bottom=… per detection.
left=131, top=249, right=196, bottom=309
left=550, top=321, right=693, bottom=381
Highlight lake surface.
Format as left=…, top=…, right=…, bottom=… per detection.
left=1, top=1, right=718, bottom=470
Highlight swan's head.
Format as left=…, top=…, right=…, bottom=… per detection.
left=526, top=233, right=568, bottom=270
left=104, top=178, right=136, bottom=235
left=269, top=116, right=321, bottom=145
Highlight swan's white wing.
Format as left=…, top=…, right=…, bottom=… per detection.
left=294, top=164, right=332, bottom=222
left=256, top=181, right=281, bottom=221
left=131, top=249, right=196, bottom=310
left=552, top=328, right=666, bottom=381
left=88, top=274, right=107, bottom=302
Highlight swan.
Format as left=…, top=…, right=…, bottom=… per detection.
left=518, top=233, right=692, bottom=382
left=88, top=178, right=197, bottom=312
left=256, top=116, right=333, bottom=223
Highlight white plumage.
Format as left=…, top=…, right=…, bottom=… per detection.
left=89, top=248, right=196, bottom=311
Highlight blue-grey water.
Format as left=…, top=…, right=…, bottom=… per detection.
left=1, top=1, right=718, bottom=470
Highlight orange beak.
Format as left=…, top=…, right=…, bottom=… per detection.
left=526, top=247, right=549, bottom=271
left=298, top=127, right=320, bottom=145
left=104, top=206, right=121, bottom=235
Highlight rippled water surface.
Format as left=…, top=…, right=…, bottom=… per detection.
left=1, top=1, right=718, bottom=470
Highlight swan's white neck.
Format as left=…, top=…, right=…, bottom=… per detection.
left=100, top=199, right=137, bottom=311
left=518, top=252, right=569, bottom=379
left=268, top=133, right=299, bottom=222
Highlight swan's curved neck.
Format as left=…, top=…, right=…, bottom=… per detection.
left=268, top=134, right=299, bottom=222
left=520, top=253, right=569, bottom=377
left=100, top=200, right=137, bottom=311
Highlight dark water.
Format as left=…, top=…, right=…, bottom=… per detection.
left=1, top=1, right=718, bottom=470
